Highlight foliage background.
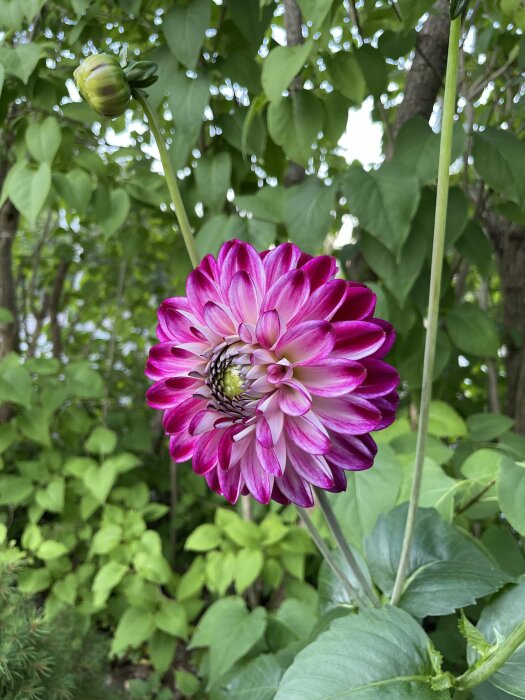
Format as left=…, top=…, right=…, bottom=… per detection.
left=1, top=0, right=525, bottom=697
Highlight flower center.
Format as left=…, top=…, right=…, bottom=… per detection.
left=205, top=343, right=253, bottom=418
left=222, top=365, right=244, bottom=398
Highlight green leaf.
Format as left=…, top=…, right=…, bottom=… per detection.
left=296, top=0, right=333, bottom=29
left=53, top=573, right=77, bottom=605
left=21, top=523, right=42, bottom=550
left=100, top=189, right=130, bottom=236
left=342, top=162, right=420, bottom=256
left=83, top=462, right=117, bottom=503
left=365, top=505, right=511, bottom=616
left=235, top=549, right=264, bottom=593
left=156, top=598, right=188, bottom=639
left=133, top=551, right=172, bottom=584
left=5, top=162, right=51, bottom=227
left=467, top=413, right=514, bottom=442
left=25, top=116, right=62, bottom=163
left=446, top=303, right=500, bottom=357
left=499, top=458, right=525, bottom=536
left=268, top=92, right=323, bottom=168
left=168, top=71, right=211, bottom=165
left=481, top=525, right=525, bottom=578
left=318, top=548, right=374, bottom=614
left=283, top=177, right=335, bottom=253
left=112, top=607, right=156, bottom=654
left=0, top=423, right=18, bottom=454
left=35, top=477, right=65, bottom=513
left=194, top=152, right=232, bottom=213
left=473, top=127, right=525, bottom=205
left=91, top=524, right=122, bottom=554
left=428, top=400, right=467, bottom=439
left=0, top=43, right=44, bottom=83
left=17, top=407, right=51, bottom=447
left=148, top=630, right=176, bottom=673
left=190, top=597, right=267, bottom=686
left=470, top=577, right=525, bottom=698
left=0, top=475, right=33, bottom=505
left=205, top=550, right=236, bottom=595
left=216, top=508, right=261, bottom=547
left=220, top=654, right=283, bottom=700
left=327, top=51, right=366, bottom=103
left=355, top=44, right=389, bottom=98
left=185, top=523, right=222, bottom=552
left=85, top=426, right=118, bottom=456
left=229, top=0, right=274, bottom=47
left=235, top=186, right=287, bottom=224
left=261, top=40, right=313, bottom=102
left=65, top=362, right=105, bottom=398
left=399, top=459, right=459, bottom=521
left=0, top=355, right=32, bottom=409
left=455, top=221, right=493, bottom=278
left=53, top=168, right=92, bottom=214
left=329, top=445, right=403, bottom=549
left=195, top=214, right=231, bottom=257
left=275, top=607, right=450, bottom=699
left=163, top=0, right=210, bottom=69
left=461, top=448, right=501, bottom=483
left=0, top=306, right=14, bottom=324
left=175, top=669, right=200, bottom=698
left=18, top=567, right=51, bottom=593
left=92, top=561, right=128, bottom=602
left=37, top=539, right=68, bottom=560
left=458, top=610, right=491, bottom=656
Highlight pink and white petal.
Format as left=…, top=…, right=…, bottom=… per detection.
left=285, top=414, right=331, bottom=454
left=267, top=363, right=293, bottom=385
left=146, top=378, right=195, bottom=409
left=262, top=269, right=310, bottom=323
left=295, top=359, right=366, bottom=397
left=326, top=432, right=377, bottom=471
left=275, top=321, right=334, bottom=365
left=164, top=396, right=206, bottom=434
left=238, top=323, right=256, bottom=343
left=277, top=466, right=314, bottom=508
left=240, top=442, right=272, bottom=503
left=220, top=240, right=266, bottom=298
left=186, top=269, right=223, bottom=320
left=287, top=446, right=335, bottom=489
left=217, top=462, right=243, bottom=503
left=294, top=279, right=347, bottom=323
left=256, top=309, right=284, bottom=349
left=313, top=394, right=382, bottom=434
left=262, top=243, right=302, bottom=287
left=169, top=432, right=197, bottom=462
left=192, top=429, right=221, bottom=475
left=300, top=255, right=337, bottom=290
left=332, top=321, right=386, bottom=360
left=228, top=270, right=261, bottom=324
left=278, top=381, right=312, bottom=416
left=146, top=345, right=203, bottom=380
left=251, top=348, right=276, bottom=365
left=255, top=441, right=282, bottom=476
left=203, top=301, right=237, bottom=337
left=256, top=415, right=274, bottom=448
left=358, top=359, right=399, bottom=398
left=331, top=283, right=377, bottom=322
left=158, top=306, right=200, bottom=344
left=189, top=409, right=219, bottom=436
left=199, top=254, right=220, bottom=283
left=217, top=239, right=237, bottom=267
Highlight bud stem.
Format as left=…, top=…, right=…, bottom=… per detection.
left=134, top=89, right=200, bottom=268
left=390, top=16, right=462, bottom=606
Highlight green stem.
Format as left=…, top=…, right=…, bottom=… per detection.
left=133, top=89, right=199, bottom=268
left=455, top=619, right=525, bottom=690
left=390, top=16, right=462, bottom=607
left=297, top=507, right=368, bottom=609
left=315, top=489, right=380, bottom=607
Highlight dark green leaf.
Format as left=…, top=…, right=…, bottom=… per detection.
left=163, top=0, right=210, bottom=70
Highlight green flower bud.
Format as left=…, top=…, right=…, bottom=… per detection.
left=74, top=53, right=131, bottom=118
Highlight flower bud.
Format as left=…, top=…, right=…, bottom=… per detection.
left=74, top=53, right=131, bottom=118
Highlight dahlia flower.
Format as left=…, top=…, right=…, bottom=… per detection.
left=146, top=240, right=399, bottom=507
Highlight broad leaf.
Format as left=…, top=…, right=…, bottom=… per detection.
left=194, top=152, right=232, bottom=213
left=446, top=303, right=500, bottom=357
left=6, top=162, right=51, bottom=226
left=25, top=116, right=61, bottom=163
left=261, top=40, right=313, bottom=102
left=283, top=177, right=335, bottom=253
left=268, top=92, right=323, bottom=167
left=217, top=654, right=283, bottom=700
left=498, top=458, right=525, bottom=536
left=467, top=413, right=514, bottom=442
left=473, top=127, right=525, bottom=205
left=163, top=0, right=210, bottom=69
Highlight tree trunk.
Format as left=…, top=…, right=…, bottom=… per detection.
left=0, top=162, right=19, bottom=360
left=486, top=217, right=525, bottom=435
left=283, top=0, right=306, bottom=187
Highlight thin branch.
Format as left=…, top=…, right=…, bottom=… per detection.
left=455, top=479, right=496, bottom=516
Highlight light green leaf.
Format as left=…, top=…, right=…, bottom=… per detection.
left=327, top=51, right=366, bottom=103
left=112, top=607, right=156, bottom=655
left=100, top=189, right=130, bottom=236
left=190, top=597, right=267, bottom=686
left=195, top=214, right=230, bottom=257
left=148, top=630, right=176, bottom=674
left=235, top=186, right=287, bottom=224
left=499, top=458, right=525, bottom=536
left=92, top=560, right=128, bottom=600
left=18, top=567, right=51, bottom=593
left=52, top=573, right=77, bottom=605
left=0, top=475, right=33, bottom=505
left=25, top=116, right=62, bottom=163
left=194, top=152, right=232, bottom=213
left=35, top=477, right=65, bottom=513
left=17, top=407, right=51, bottom=447
left=342, top=162, right=420, bottom=256
left=220, top=654, right=283, bottom=700
left=0, top=43, right=44, bottom=83
left=446, top=303, right=500, bottom=357
left=65, top=362, right=105, bottom=398
left=261, top=40, right=313, bottom=102
left=428, top=400, right=467, bottom=439
left=133, top=551, right=172, bottom=584
left=235, top=549, right=264, bottom=593
left=185, top=523, right=222, bottom=552
left=467, top=413, right=514, bottom=442
left=6, top=162, right=51, bottom=227
left=0, top=355, right=32, bottom=409
left=156, top=598, right=188, bottom=639
left=0, top=306, right=14, bottom=324
left=366, top=505, right=511, bottom=616
left=163, top=0, right=210, bottom=69
left=85, top=426, right=117, bottom=456
left=283, top=177, right=335, bottom=253
left=205, top=550, right=236, bottom=595
left=21, top=523, right=42, bottom=550
left=275, top=607, right=449, bottom=699
left=83, top=462, right=117, bottom=504
left=296, top=0, right=333, bottom=29
left=37, top=539, right=68, bottom=560
left=215, top=508, right=261, bottom=547
left=53, top=168, right=92, bottom=214
left=473, top=127, right=525, bottom=205
left=461, top=448, right=502, bottom=483
left=91, top=524, right=122, bottom=554
left=268, top=92, right=323, bottom=168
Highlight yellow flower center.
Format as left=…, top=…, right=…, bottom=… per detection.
left=222, top=365, right=244, bottom=398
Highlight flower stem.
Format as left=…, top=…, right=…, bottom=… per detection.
left=297, top=507, right=369, bottom=609
left=133, top=89, right=200, bottom=268
left=315, top=489, right=380, bottom=607
left=390, top=16, right=462, bottom=607
left=455, top=619, right=525, bottom=690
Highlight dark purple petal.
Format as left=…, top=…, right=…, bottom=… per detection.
left=169, top=432, right=196, bottom=462
left=358, top=359, right=399, bottom=398
left=314, top=395, right=382, bottom=434
left=300, top=255, right=337, bottom=290
left=193, top=430, right=221, bottom=475
left=146, top=378, right=196, bottom=409
left=331, top=284, right=377, bottom=322
left=278, top=467, right=314, bottom=508
left=374, top=390, right=399, bottom=430
left=368, top=319, right=396, bottom=359
left=326, top=432, right=377, bottom=471
left=241, top=443, right=272, bottom=503
left=285, top=414, right=331, bottom=454
left=164, top=396, right=205, bottom=434
left=217, top=463, right=243, bottom=503
left=332, top=321, right=386, bottom=360
left=287, top=445, right=335, bottom=489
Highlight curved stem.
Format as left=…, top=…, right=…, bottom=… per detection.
left=133, top=89, right=200, bottom=268
left=297, top=507, right=368, bottom=609
left=315, top=489, right=380, bottom=607
left=456, top=619, right=525, bottom=690
left=390, top=16, right=462, bottom=606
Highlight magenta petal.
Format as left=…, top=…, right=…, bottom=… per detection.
left=300, top=255, right=337, bottom=290
left=326, top=464, right=348, bottom=493
left=203, top=301, right=236, bottom=337
left=314, top=395, right=382, bottom=434
left=189, top=410, right=218, bottom=436
left=146, top=345, right=201, bottom=380
left=374, top=390, right=399, bottom=430
left=228, top=270, right=260, bottom=324
left=358, top=359, right=399, bottom=398
left=169, top=432, right=196, bottom=462
left=193, top=430, right=221, bottom=475
left=332, top=321, right=386, bottom=360
left=146, top=379, right=194, bottom=409
left=331, top=283, right=377, bottom=322
left=278, top=381, right=312, bottom=416
left=262, top=269, right=310, bottom=323
left=220, top=240, right=266, bottom=298
left=187, top=268, right=222, bottom=320
left=256, top=309, right=283, bottom=349
left=164, top=396, right=205, bottom=434
left=275, top=320, right=334, bottom=365
left=369, top=319, right=396, bottom=359
left=287, top=446, right=335, bottom=489
left=262, top=243, right=302, bottom=287
left=241, top=443, right=272, bottom=503
left=295, top=279, right=347, bottom=323
left=256, top=441, right=282, bottom=476
left=278, top=466, right=314, bottom=508
left=158, top=305, right=199, bottom=343
left=218, top=463, right=243, bottom=503
left=296, top=359, right=366, bottom=397
left=327, top=432, right=377, bottom=471
left=256, top=416, right=274, bottom=448
left=285, top=414, right=331, bottom=454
